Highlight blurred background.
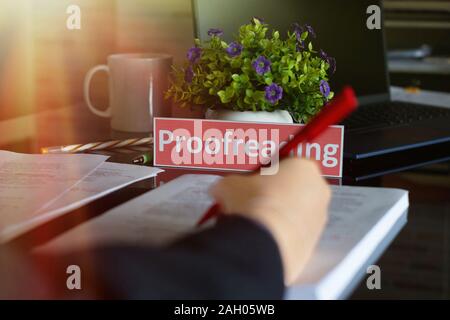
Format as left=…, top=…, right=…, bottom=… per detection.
left=1, top=0, right=449, bottom=121
left=384, top=0, right=450, bottom=92
left=0, top=0, right=195, bottom=145
left=0, top=0, right=194, bottom=117
left=0, top=0, right=449, bottom=149
left=1, top=0, right=449, bottom=120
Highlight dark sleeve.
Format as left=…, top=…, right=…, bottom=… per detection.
left=95, top=216, right=285, bottom=299
left=0, top=216, right=285, bottom=299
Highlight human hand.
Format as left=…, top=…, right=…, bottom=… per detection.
left=210, top=158, right=331, bottom=284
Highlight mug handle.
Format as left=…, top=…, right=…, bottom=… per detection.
left=83, top=65, right=112, bottom=118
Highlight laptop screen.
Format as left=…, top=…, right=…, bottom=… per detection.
left=192, top=0, right=390, bottom=101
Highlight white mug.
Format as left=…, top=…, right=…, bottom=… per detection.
left=84, top=53, right=173, bottom=133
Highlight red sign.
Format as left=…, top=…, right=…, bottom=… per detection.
left=154, top=117, right=344, bottom=177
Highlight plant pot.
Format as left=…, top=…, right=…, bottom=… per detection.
left=205, top=108, right=293, bottom=124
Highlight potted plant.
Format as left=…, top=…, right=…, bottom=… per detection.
left=166, top=18, right=336, bottom=124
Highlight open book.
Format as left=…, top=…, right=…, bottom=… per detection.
left=37, top=174, right=409, bottom=300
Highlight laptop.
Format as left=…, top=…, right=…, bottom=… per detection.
left=192, top=0, right=450, bottom=179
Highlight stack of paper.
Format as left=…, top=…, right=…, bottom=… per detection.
left=37, top=174, right=409, bottom=299
left=0, top=151, right=163, bottom=243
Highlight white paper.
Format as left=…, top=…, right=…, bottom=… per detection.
left=36, top=174, right=408, bottom=300
left=286, top=185, right=408, bottom=299
left=0, top=162, right=163, bottom=243
left=36, top=174, right=219, bottom=251
left=0, top=151, right=107, bottom=235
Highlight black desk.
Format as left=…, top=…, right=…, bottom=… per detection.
left=2, top=104, right=450, bottom=299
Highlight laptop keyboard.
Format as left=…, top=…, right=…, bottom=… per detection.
left=342, top=101, right=450, bottom=131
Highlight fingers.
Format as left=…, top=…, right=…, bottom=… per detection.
left=209, top=158, right=330, bottom=216
left=208, top=158, right=331, bottom=284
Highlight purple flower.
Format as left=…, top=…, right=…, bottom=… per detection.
left=327, top=57, right=336, bottom=74
left=252, top=56, right=271, bottom=75
left=319, top=80, right=331, bottom=98
left=207, top=28, right=223, bottom=37
left=319, top=49, right=328, bottom=60
left=265, top=83, right=283, bottom=105
left=185, top=66, right=194, bottom=83
left=296, top=40, right=306, bottom=52
left=305, top=24, right=316, bottom=38
left=292, top=23, right=304, bottom=40
left=293, top=23, right=316, bottom=39
left=226, top=42, right=243, bottom=57
left=319, top=50, right=336, bottom=74
left=187, top=47, right=201, bottom=64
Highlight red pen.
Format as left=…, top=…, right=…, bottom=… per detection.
left=196, top=86, right=359, bottom=226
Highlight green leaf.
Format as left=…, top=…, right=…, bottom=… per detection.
left=240, top=74, right=249, bottom=83
left=225, top=86, right=235, bottom=99
left=328, top=91, right=335, bottom=100
left=231, top=59, right=241, bottom=68
left=232, top=74, right=240, bottom=81
left=217, top=90, right=228, bottom=103
left=301, top=31, right=308, bottom=41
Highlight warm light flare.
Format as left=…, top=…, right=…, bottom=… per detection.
left=1, top=0, right=194, bottom=150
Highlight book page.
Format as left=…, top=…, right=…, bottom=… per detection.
left=36, top=173, right=408, bottom=300
left=0, top=151, right=107, bottom=236
left=288, top=185, right=408, bottom=299
left=37, top=174, right=220, bottom=252
left=1, top=162, right=163, bottom=243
